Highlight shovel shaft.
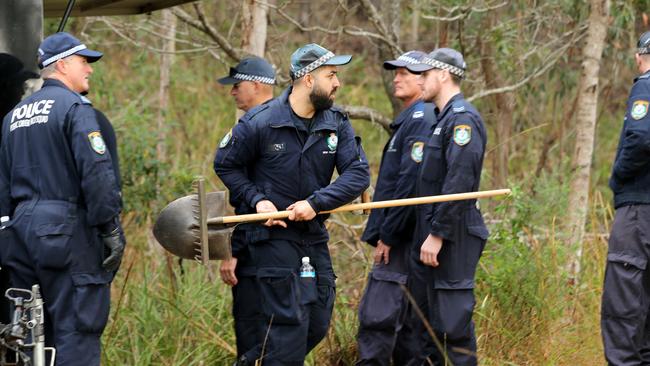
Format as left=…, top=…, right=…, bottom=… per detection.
left=207, top=188, right=511, bottom=226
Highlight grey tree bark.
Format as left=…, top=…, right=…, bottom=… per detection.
left=566, top=0, right=610, bottom=280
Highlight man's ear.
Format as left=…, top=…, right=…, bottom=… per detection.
left=55, top=59, right=67, bottom=75
left=304, top=73, right=314, bottom=89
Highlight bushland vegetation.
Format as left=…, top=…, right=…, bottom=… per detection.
left=44, top=0, right=647, bottom=364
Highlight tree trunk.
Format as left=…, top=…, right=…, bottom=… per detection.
left=157, top=9, right=176, bottom=166
left=477, top=14, right=514, bottom=189
left=410, top=0, right=419, bottom=45
left=241, top=0, right=268, bottom=56
left=378, top=0, right=402, bottom=118
left=566, top=0, right=610, bottom=280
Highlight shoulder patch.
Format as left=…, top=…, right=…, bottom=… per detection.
left=631, top=100, right=649, bottom=120
left=411, top=142, right=424, bottom=163
left=453, top=124, right=472, bottom=146
left=79, top=95, right=92, bottom=105
left=88, top=131, right=106, bottom=154
left=452, top=105, right=466, bottom=113
left=219, top=129, right=233, bottom=148
left=412, top=110, right=424, bottom=119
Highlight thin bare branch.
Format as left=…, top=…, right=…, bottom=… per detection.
left=337, top=104, right=392, bottom=132
left=172, top=4, right=242, bottom=61
left=422, top=1, right=508, bottom=21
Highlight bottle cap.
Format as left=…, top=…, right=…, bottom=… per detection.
left=301, top=257, right=310, bottom=264
left=0, top=216, right=8, bottom=223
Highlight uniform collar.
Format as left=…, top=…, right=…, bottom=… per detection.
left=390, top=99, right=423, bottom=130
left=437, top=92, right=464, bottom=121
left=635, top=69, right=650, bottom=82
left=273, top=86, right=339, bottom=131
left=42, top=78, right=71, bottom=91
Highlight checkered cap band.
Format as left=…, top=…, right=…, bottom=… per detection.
left=639, top=47, right=650, bottom=55
left=422, top=57, right=465, bottom=78
left=293, top=51, right=335, bottom=79
left=41, top=44, right=87, bottom=68
left=233, top=73, right=276, bottom=85
left=397, top=55, right=421, bottom=64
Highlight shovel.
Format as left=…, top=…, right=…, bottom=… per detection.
left=153, top=178, right=510, bottom=263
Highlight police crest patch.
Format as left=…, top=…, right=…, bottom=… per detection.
left=327, top=133, right=338, bottom=151
left=453, top=125, right=471, bottom=146
left=87, top=131, right=106, bottom=155
left=219, top=129, right=232, bottom=148
left=411, top=142, right=424, bottom=163
left=631, top=100, right=649, bottom=120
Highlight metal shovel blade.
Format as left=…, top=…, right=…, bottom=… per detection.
left=153, top=191, right=233, bottom=260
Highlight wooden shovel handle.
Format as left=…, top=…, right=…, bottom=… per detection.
left=207, top=189, right=511, bottom=226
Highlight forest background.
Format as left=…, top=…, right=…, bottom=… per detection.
left=43, top=0, right=649, bottom=364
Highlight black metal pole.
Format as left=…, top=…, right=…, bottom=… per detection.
left=56, top=0, right=76, bottom=32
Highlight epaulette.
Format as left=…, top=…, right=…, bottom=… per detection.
left=451, top=102, right=467, bottom=114
left=240, top=103, right=270, bottom=123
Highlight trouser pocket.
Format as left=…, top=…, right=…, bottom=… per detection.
left=71, top=272, right=112, bottom=333
left=602, top=252, right=647, bottom=319
left=35, top=223, right=74, bottom=270
left=358, top=270, right=407, bottom=330
left=257, top=267, right=302, bottom=325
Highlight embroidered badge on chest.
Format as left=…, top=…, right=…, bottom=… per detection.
left=327, top=133, right=338, bottom=151
left=219, top=129, right=232, bottom=148
left=631, top=100, right=649, bottom=120
left=87, top=131, right=106, bottom=155
left=411, top=142, right=424, bottom=163
left=453, top=124, right=472, bottom=146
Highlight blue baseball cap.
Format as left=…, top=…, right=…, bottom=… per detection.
left=38, top=32, right=103, bottom=69
left=290, top=43, right=352, bottom=80
left=383, top=50, right=428, bottom=70
left=218, top=56, right=276, bottom=85
left=406, top=48, right=467, bottom=79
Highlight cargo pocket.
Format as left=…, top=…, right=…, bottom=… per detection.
left=358, top=270, right=407, bottom=330
left=257, top=267, right=302, bottom=324
left=299, top=276, right=318, bottom=305
left=602, top=253, right=647, bottom=319
left=71, top=272, right=112, bottom=333
left=35, top=223, right=74, bottom=270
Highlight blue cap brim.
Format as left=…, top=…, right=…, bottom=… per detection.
left=383, top=60, right=410, bottom=70
left=323, top=54, right=352, bottom=66
left=217, top=76, right=241, bottom=85
left=405, top=63, right=433, bottom=74
left=76, top=49, right=103, bottom=63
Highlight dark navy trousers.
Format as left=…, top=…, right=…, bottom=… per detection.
left=602, top=204, right=650, bottom=365
left=241, top=238, right=336, bottom=366
left=356, top=242, right=410, bottom=365
left=4, top=200, right=112, bottom=366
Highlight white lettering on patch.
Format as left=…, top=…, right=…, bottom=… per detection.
left=9, top=100, right=55, bottom=132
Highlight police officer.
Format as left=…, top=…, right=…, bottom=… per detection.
left=406, top=48, right=489, bottom=365
left=216, top=56, right=276, bottom=361
left=214, top=43, right=370, bottom=365
left=355, top=50, right=434, bottom=366
left=0, top=32, right=125, bottom=366
left=601, top=31, right=650, bottom=365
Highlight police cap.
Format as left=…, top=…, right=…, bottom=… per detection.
left=638, top=31, right=650, bottom=55
left=383, top=50, right=428, bottom=70
left=0, top=53, right=39, bottom=83
left=406, top=48, right=467, bottom=79
left=218, top=56, right=276, bottom=85
left=290, top=43, right=352, bottom=80
left=38, top=32, right=103, bottom=69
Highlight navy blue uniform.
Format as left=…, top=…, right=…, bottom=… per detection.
left=356, top=100, right=434, bottom=365
left=0, top=79, right=121, bottom=366
left=412, top=93, right=488, bottom=365
left=602, top=71, right=650, bottom=365
left=214, top=87, right=369, bottom=365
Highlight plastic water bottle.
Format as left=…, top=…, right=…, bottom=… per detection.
left=299, top=257, right=316, bottom=278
